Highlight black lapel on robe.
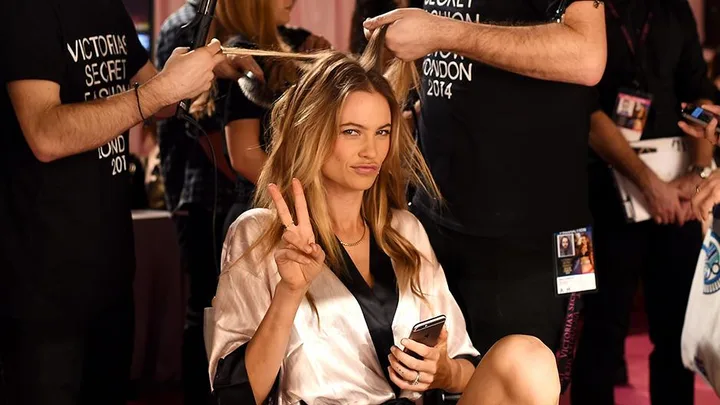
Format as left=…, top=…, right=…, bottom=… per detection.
left=335, top=233, right=401, bottom=396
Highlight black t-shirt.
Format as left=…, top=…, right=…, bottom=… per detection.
left=588, top=0, right=717, bottom=226
left=0, top=0, right=149, bottom=320
left=413, top=0, right=594, bottom=238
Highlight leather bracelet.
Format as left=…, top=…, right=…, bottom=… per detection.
left=134, top=82, right=146, bottom=121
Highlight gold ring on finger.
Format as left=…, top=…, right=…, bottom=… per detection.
left=411, top=371, right=421, bottom=386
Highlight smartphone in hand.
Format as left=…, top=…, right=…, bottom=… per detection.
left=403, top=315, right=446, bottom=359
left=681, top=104, right=720, bottom=135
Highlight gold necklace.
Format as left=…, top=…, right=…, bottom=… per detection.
left=338, top=222, right=367, bottom=247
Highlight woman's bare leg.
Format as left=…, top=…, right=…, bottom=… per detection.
left=457, top=335, right=561, bottom=405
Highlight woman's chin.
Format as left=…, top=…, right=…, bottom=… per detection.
left=341, top=181, right=377, bottom=194
left=356, top=177, right=380, bottom=191
left=323, top=174, right=379, bottom=195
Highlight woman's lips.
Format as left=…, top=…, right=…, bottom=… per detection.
left=351, top=165, right=380, bottom=175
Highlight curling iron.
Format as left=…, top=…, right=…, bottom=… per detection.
left=176, top=0, right=218, bottom=118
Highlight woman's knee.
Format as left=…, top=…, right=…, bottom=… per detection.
left=483, top=334, right=561, bottom=404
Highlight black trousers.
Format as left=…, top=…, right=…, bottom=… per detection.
left=174, top=205, right=225, bottom=405
left=0, top=295, right=134, bottom=405
left=414, top=209, right=567, bottom=355
left=571, top=221, right=702, bottom=405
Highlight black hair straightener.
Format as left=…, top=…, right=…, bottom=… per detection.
left=176, top=0, right=218, bottom=118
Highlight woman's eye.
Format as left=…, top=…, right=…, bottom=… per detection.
left=342, top=129, right=360, bottom=136
left=377, top=129, right=391, bottom=136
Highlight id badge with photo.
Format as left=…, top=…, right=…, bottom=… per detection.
left=612, top=89, right=653, bottom=142
left=554, top=226, right=598, bottom=295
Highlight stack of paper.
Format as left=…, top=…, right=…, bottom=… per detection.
left=612, top=137, right=698, bottom=223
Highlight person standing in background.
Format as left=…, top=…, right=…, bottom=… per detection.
left=155, top=1, right=265, bottom=403
left=210, top=0, right=331, bottom=238
left=363, top=1, right=606, bottom=357
left=0, top=0, right=224, bottom=403
left=572, top=1, right=717, bottom=404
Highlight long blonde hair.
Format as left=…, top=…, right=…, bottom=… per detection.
left=229, top=28, right=440, bottom=305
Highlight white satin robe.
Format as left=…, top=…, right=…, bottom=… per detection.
left=208, top=208, right=479, bottom=404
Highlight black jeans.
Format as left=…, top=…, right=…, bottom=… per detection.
left=413, top=209, right=567, bottom=355
left=174, top=205, right=226, bottom=405
left=0, top=295, right=134, bottom=405
left=571, top=220, right=701, bottom=405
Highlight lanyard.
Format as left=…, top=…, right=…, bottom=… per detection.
left=605, top=1, right=653, bottom=89
left=605, top=1, right=653, bottom=56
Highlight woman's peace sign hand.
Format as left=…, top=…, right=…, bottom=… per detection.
left=269, top=178, right=326, bottom=292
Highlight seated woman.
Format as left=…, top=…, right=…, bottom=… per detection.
left=208, top=33, right=561, bottom=405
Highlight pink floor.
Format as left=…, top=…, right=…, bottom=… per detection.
left=614, top=334, right=718, bottom=405
left=559, top=333, right=720, bottom=405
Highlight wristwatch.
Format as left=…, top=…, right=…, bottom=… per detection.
left=688, top=165, right=714, bottom=179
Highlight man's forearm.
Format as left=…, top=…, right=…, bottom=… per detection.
left=25, top=76, right=171, bottom=162
left=438, top=9, right=605, bottom=85
left=589, top=110, right=655, bottom=189
left=131, top=61, right=178, bottom=119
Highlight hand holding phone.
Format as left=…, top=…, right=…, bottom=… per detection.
left=680, top=103, right=720, bottom=139
left=388, top=315, right=449, bottom=392
left=403, top=315, right=446, bottom=359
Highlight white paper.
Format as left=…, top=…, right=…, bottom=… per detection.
left=612, top=137, right=693, bottom=223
